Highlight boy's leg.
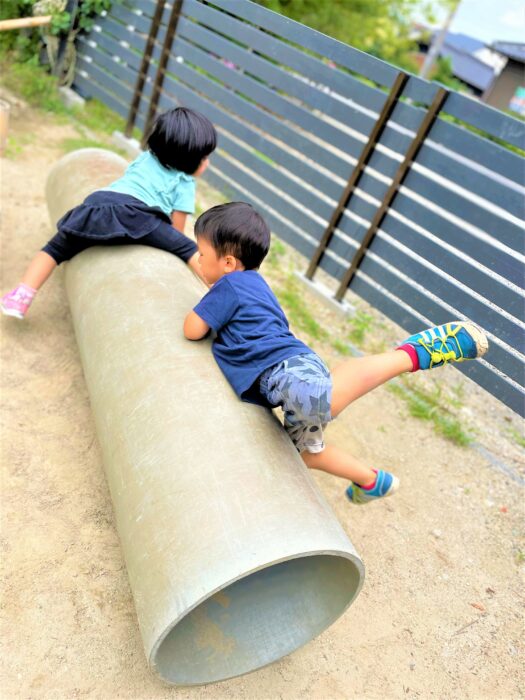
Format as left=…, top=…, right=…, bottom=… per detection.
left=266, top=353, right=400, bottom=505
left=302, top=445, right=399, bottom=504
left=331, top=321, right=488, bottom=417
left=331, top=351, right=412, bottom=417
left=302, top=444, right=376, bottom=485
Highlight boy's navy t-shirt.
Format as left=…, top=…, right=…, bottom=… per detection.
left=193, top=270, right=312, bottom=406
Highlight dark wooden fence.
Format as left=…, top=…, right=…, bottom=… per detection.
left=72, top=0, right=525, bottom=416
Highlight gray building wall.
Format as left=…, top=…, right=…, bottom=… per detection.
left=484, top=60, right=524, bottom=111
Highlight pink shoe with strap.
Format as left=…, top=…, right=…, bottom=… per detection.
left=1, top=283, right=37, bottom=319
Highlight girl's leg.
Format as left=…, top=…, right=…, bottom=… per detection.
left=2, top=232, right=86, bottom=319
left=331, top=350, right=412, bottom=417
left=140, top=224, right=207, bottom=285
left=1, top=252, right=57, bottom=319
left=21, top=251, right=57, bottom=289
left=141, top=222, right=198, bottom=263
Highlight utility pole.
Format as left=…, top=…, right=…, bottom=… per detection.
left=419, top=1, right=461, bottom=79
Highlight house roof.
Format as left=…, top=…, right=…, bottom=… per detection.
left=443, top=32, right=485, bottom=55
left=440, top=41, right=496, bottom=91
left=492, top=42, right=525, bottom=64
left=414, top=28, right=522, bottom=91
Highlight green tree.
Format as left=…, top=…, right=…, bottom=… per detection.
left=431, top=55, right=467, bottom=91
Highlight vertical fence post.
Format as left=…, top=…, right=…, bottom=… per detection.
left=51, top=0, right=79, bottom=82
left=141, top=0, right=184, bottom=147
left=334, top=86, right=449, bottom=301
left=125, top=0, right=166, bottom=139
left=305, top=71, right=409, bottom=280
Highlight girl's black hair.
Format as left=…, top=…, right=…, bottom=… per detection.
left=195, top=202, right=271, bottom=270
left=147, top=107, right=217, bottom=174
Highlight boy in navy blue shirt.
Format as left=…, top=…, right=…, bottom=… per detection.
left=184, top=203, right=488, bottom=504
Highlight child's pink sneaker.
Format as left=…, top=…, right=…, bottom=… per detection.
left=1, top=284, right=36, bottom=319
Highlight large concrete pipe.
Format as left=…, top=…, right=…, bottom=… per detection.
left=47, top=149, right=364, bottom=685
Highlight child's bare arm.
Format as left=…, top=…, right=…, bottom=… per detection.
left=171, top=211, right=188, bottom=233
left=184, top=310, right=210, bottom=340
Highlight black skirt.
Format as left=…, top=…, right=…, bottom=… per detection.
left=57, top=191, right=172, bottom=240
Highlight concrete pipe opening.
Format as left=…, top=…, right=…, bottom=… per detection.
left=153, top=554, right=361, bottom=685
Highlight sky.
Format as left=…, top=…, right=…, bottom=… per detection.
left=423, top=0, right=525, bottom=45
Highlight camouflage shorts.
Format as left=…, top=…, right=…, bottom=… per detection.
left=259, top=353, right=332, bottom=454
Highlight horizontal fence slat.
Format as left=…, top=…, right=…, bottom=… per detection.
left=103, top=2, right=152, bottom=34
left=352, top=171, right=389, bottom=203
left=76, top=55, right=135, bottom=106
left=200, top=0, right=398, bottom=87
left=121, top=0, right=161, bottom=19
left=355, top=255, right=524, bottom=387
left=182, top=0, right=387, bottom=112
left=348, top=273, right=525, bottom=416
left=391, top=192, right=524, bottom=288
left=175, top=13, right=378, bottom=142
left=77, top=37, right=137, bottom=87
left=402, top=75, right=441, bottom=106
left=160, top=57, right=355, bottom=181
left=79, top=25, right=143, bottom=72
left=402, top=170, right=524, bottom=253
left=337, top=215, right=368, bottom=246
left=416, top=143, right=524, bottom=220
left=444, top=92, right=525, bottom=151
left=318, top=249, right=523, bottom=391
left=205, top=170, right=315, bottom=258
left=93, top=15, right=149, bottom=62
left=366, top=150, right=400, bottom=180
left=377, top=124, right=413, bottom=157
left=343, top=194, right=378, bottom=226
left=389, top=101, right=431, bottom=132
left=362, top=239, right=525, bottom=358
left=172, top=29, right=365, bottom=159
left=378, top=218, right=523, bottom=317
left=430, top=118, right=525, bottom=186
left=216, top=132, right=335, bottom=224
left=73, top=74, right=129, bottom=118
left=204, top=153, right=324, bottom=245
left=328, top=220, right=524, bottom=317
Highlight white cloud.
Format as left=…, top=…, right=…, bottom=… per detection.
left=499, top=7, right=525, bottom=29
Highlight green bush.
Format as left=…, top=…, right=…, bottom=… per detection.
left=0, top=55, right=66, bottom=112
left=0, top=1, right=42, bottom=61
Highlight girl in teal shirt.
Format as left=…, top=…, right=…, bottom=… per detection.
left=2, top=107, right=217, bottom=319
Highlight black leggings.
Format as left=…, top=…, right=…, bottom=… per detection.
left=42, top=221, right=198, bottom=265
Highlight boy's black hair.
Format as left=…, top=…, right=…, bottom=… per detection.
left=195, top=202, right=271, bottom=270
left=147, top=107, right=217, bottom=174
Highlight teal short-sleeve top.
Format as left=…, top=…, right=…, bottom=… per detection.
left=104, top=151, right=196, bottom=216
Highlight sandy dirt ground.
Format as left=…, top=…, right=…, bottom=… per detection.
left=1, top=97, right=524, bottom=700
